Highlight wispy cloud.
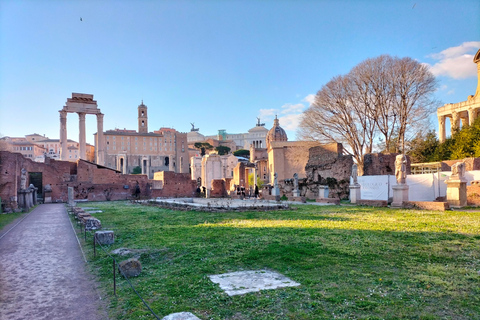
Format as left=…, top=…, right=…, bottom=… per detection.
left=280, top=103, right=305, bottom=114
left=302, top=94, right=316, bottom=106
left=426, top=41, right=480, bottom=79
left=258, top=95, right=313, bottom=133
left=278, top=113, right=304, bottom=131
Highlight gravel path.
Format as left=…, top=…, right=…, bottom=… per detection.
left=0, top=204, right=108, bottom=320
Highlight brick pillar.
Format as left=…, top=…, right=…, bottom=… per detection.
left=60, top=110, right=68, bottom=161
left=78, top=112, right=86, bottom=160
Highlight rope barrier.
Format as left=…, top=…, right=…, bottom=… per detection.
left=82, top=223, right=161, bottom=320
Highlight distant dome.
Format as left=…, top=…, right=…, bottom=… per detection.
left=266, top=116, right=288, bottom=148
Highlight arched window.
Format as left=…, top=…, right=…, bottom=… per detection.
left=164, top=156, right=169, bottom=166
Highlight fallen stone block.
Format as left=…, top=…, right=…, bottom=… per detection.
left=162, top=312, right=201, bottom=320
left=209, top=270, right=300, bottom=296
left=315, top=198, right=340, bottom=205
left=403, top=201, right=450, bottom=211
left=85, top=217, right=102, bottom=230
left=95, top=230, right=114, bottom=245
left=356, top=199, right=388, bottom=207
left=118, top=258, right=142, bottom=277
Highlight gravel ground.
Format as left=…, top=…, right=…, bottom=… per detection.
left=0, top=203, right=108, bottom=320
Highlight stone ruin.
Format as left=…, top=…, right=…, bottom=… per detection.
left=302, top=144, right=353, bottom=199
left=71, top=207, right=102, bottom=230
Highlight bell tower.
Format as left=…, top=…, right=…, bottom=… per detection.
left=138, top=100, right=148, bottom=133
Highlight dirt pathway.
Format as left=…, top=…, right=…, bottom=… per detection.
left=0, top=203, right=108, bottom=320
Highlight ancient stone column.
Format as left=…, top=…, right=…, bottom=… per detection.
left=468, top=108, right=475, bottom=126
left=96, top=113, right=104, bottom=165
left=451, top=112, right=459, bottom=131
left=438, top=115, right=446, bottom=143
left=78, top=112, right=86, bottom=160
left=60, top=110, right=68, bottom=161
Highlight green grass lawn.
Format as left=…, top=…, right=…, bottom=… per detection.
left=0, top=211, right=27, bottom=232
left=75, top=201, right=480, bottom=320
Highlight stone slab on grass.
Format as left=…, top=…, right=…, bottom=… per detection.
left=161, top=312, right=201, bottom=320
left=209, top=270, right=300, bottom=296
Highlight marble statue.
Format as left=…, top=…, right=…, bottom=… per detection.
left=351, top=164, right=358, bottom=184
left=20, top=168, right=27, bottom=190
left=395, top=154, right=407, bottom=184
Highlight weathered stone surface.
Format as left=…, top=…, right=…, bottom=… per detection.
left=95, top=230, right=114, bottom=245
left=467, top=184, right=480, bottom=205
left=85, top=217, right=102, bottom=230
left=446, top=180, right=467, bottom=207
left=403, top=201, right=450, bottom=211
left=111, top=248, right=132, bottom=256
left=209, top=270, right=300, bottom=296
left=391, top=184, right=409, bottom=208
left=118, top=258, right=142, bottom=277
left=363, top=153, right=411, bottom=176
left=161, top=312, right=201, bottom=320
left=356, top=199, right=388, bottom=207
left=68, top=187, right=75, bottom=206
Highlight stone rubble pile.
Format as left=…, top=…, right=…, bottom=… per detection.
left=70, top=207, right=102, bottom=230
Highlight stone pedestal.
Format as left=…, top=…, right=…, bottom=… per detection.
left=95, top=230, right=114, bottom=245
left=44, top=190, right=52, bottom=203
left=318, top=185, right=329, bottom=199
left=68, top=187, right=75, bottom=206
left=445, top=179, right=467, bottom=207
left=205, top=189, right=211, bottom=198
left=17, top=190, right=27, bottom=210
left=17, top=190, right=34, bottom=211
left=271, top=186, right=280, bottom=196
left=391, top=184, right=409, bottom=208
left=85, top=217, right=102, bottom=231
left=292, top=189, right=300, bottom=197
left=349, top=184, right=361, bottom=204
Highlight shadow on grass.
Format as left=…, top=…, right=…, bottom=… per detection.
left=77, top=202, right=480, bottom=320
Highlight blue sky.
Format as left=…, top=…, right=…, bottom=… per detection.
left=1, top=0, right=479, bottom=145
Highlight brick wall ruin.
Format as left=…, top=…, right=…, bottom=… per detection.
left=0, top=151, right=196, bottom=212
left=441, top=158, right=480, bottom=171
left=362, top=153, right=411, bottom=176
left=303, top=144, right=353, bottom=199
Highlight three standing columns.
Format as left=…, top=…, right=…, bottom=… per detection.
left=59, top=111, right=105, bottom=164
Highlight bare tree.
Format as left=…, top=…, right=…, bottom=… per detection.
left=298, top=75, right=373, bottom=172
left=298, top=54, right=438, bottom=173
left=391, top=57, right=438, bottom=152
left=350, top=55, right=398, bottom=151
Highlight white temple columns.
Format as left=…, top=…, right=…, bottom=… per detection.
left=438, top=115, right=446, bottom=143
left=437, top=50, right=480, bottom=142
left=60, top=110, right=68, bottom=160
left=451, top=112, right=460, bottom=131
left=60, top=93, right=103, bottom=163
left=96, top=113, right=104, bottom=165
left=78, top=112, right=86, bottom=160
left=468, top=108, right=476, bottom=126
